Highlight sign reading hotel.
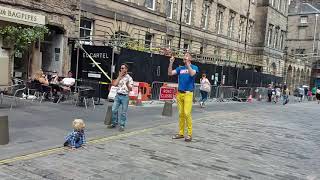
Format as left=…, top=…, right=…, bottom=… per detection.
left=0, top=6, right=45, bottom=26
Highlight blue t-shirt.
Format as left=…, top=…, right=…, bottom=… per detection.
left=176, top=65, right=199, bottom=91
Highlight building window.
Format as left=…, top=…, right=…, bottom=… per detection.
left=145, top=32, right=153, bottom=48
left=267, top=24, right=273, bottom=47
left=216, top=6, right=224, bottom=34
left=214, top=47, right=221, bottom=59
left=183, top=42, right=190, bottom=52
left=201, top=3, right=210, bottom=30
left=227, top=11, right=236, bottom=38
left=247, top=20, right=254, bottom=43
left=283, top=0, right=287, bottom=13
left=277, top=0, right=281, bottom=10
left=200, top=46, right=205, bottom=54
left=300, top=16, right=308, bottom=24
left=274, top=27, right=279, bottom=48
left=239, top=17, right=246, bottom=42
left=166, top=0, right=174, bottom=19
left=80, top=19, right=93, bottom=44
left=226, top=50, right=232, bottom=60
left=185, top=0, right=193, bottom=25
left=166, top=37, right=173, bottom=48
left=279, top=31, right=284, bottom=49
left=145, top=0, right=155, bottom=10
left=295, top=48, right=305, bottom=55
left=270, top=0, right=275, bottom=7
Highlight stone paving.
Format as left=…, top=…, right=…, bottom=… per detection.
left=0, top=102, right=319, bottom=179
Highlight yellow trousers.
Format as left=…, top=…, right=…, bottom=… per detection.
left=177, top=92, right=193, bottom=136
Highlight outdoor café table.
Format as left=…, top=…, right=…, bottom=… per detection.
left=75, top=86, right=94, bottom=107
left=49, top=82, right=62, bottom=92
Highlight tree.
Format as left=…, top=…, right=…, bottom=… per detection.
left=0, top=25, right=49, bottom=56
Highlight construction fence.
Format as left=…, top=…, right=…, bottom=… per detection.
left=150, top=81, right=269, bottom=102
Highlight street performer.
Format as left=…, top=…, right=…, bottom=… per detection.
left=108, top=63, right=134, bottom=132
left=168, top=52, right=199, bottom=142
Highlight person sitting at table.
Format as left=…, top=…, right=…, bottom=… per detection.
left=33, top=70, right=49, bottom=86
left=61, top=71, right=75, bottom=91
left=33, top=70, right=51, bottom=99
left=50, top=71, right=59, bottom=84
left=49, top=71, right=61, bottom=98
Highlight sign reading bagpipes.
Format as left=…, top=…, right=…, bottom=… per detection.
left=80, top=45, right=113, bottom=82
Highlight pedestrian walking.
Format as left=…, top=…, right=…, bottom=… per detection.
left=283, top=88, right=289, bottom=105
left=107, top=63, right=134, bottom=132
left=307, top=89, right=312, bottom=101
left=298, top=86, right=304, bottom=102
left=316, top=87, right=320, bottom=104
left=312, top=86, right=317, bottom=100
left=168, top=52, right=199, bottom=142
left=275, top=87, right=281, bottom=103
left=199, top=73, right=211, bottom=108
left=267, top=85, right=273, bottom=102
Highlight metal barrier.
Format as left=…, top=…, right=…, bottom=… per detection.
left=253, top=87, right=269, bottom=100
left=217, top=86, right=236, bottom=101
left=238, top=87, right=253, bottom=99
left=193, top=84, right=219, bottom=102
left=193, top=84, right=202, bottom=101
left=151, top=81, right=178, bottom=100
left=151, top=81, right=272, bottom=103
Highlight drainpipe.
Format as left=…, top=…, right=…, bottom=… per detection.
left=312, top=14, right=318, bottom=55
left=178, top=0, right=183, bottom=50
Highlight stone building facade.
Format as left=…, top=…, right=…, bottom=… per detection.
left=0, top=0, right=79, bottom=84
left=78, top=0, right=296, bottom=79
left=254, top=0, right=288, bottom=77
left=287, top=0, right=319, bottom=88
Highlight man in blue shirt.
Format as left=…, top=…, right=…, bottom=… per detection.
left=168, top=52, right=199, bottom=142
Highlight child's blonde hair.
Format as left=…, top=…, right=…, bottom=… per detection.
left=72, top=119, right=85, bottom=131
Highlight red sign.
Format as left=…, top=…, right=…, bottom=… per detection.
left=159, top=87, right=176, bottom=101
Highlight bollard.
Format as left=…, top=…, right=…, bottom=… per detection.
left=0, top=115, right=9, bottom=145
left=104, top=105, right=113, bottom=125
left=162, top=101, right=173, bottom=117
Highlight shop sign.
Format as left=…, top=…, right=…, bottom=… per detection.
left=0, top=6, right=45, bottom=26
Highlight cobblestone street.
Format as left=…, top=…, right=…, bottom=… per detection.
left=0, top=102, right=319, bottom=180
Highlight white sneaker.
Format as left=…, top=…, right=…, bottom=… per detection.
left=200, top=102, right=203, bottom=107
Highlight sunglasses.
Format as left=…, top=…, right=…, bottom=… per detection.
left=121, top=67, right=126, bottom=69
